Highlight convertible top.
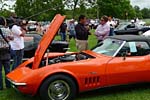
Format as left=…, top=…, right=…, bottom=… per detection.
left=108, top=35, right=150, bottom=43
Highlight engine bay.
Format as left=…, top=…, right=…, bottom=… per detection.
left=40, top=52, right=95, bottom=67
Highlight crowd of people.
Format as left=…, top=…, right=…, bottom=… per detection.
left=0, top=14, right=27, bottom=90
left=0, top=13, right=116, bottom=90
left=60, top=15, right=116, bottom=51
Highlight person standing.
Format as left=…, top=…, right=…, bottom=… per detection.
left=95, top=15, right=110, bottom=43
left=75, top=15, right=90, bottom=51
left=68, top=19, right=76, bottom=41
left=0, top=17, right=13, bottom=90
left=36, top=22, right=43, bottom=35
left=60, top=22, right=67, bottom=41
left=108, top=16, right=116, bottom=36
left=10, top=20, right=26, bottom=70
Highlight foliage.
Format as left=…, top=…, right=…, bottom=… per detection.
left=65, top=0, right=96, bottom=19
left=134, top=6, right=142, bottom=18
left=1, top=0, right=150, bottom=21
left=96, top=0, right=136, bottom=19
left=0, top=9, right=11, bottom=17
left=0, top=0, right=12, bottom=17
left=141, top=8, right=150, bottom=19
left=15, top=0, right=65, bottom=21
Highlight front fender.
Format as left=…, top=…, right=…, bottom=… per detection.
left=34, top=68, right=81, bottom=94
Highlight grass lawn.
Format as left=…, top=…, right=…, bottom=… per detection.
left=143, top=19, right=150, bottom=25
left=1, top=30, right=150, bottom=100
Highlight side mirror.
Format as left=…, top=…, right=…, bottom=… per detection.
left=122, top=51, right=131, bottom=60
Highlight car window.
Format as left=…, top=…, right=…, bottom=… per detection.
left=117, top=41, right=150, bottom=56
left=127, top=24, right=135, bottom=28
left=116, top=24, right=127, bottom=30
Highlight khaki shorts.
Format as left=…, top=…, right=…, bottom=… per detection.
left=76, top=39, right=88, bottom=51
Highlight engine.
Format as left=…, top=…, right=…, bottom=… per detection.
left=40, top=52, right=95, bottom=67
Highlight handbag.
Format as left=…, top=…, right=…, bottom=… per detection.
left=0, top=28, right=11, bottom=60
left=0, top=28, right=11, bottom=50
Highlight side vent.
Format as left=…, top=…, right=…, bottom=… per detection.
left=85, top=76, right=100, bottom=87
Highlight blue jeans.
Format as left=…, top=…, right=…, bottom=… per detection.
left=109, top=28, right=115, bottom=36
left=60, top=32, right=66, bottom=41
left=69, top=30, right=76, bottom=39
left=11, top=49, right=24, bottom=70
left=0, top=60, right=11, bottom=89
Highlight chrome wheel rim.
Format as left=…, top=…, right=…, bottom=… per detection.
left=48, top=80, right=70, bottom=100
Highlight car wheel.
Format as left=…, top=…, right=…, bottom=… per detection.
left=39, top=74, right=77, bottom=100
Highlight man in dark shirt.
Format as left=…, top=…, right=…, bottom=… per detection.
left=75, top=15, right=90, bottom=51
left=60, top=22, right=67, bottom=41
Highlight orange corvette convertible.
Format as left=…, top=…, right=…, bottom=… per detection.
left=7, top=14, right=150, bottom=100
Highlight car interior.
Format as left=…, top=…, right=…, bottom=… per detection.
left=117, top=41, right=150, bottom=57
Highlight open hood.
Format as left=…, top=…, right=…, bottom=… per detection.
left=32, top=14, right=66, bottom=69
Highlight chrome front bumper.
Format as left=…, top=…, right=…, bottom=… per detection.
left=7, top=78, right=27, bottom=86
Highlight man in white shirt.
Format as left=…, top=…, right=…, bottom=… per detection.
left=108, top=16, right=116, bottom=36
left=95, top=16, right=110, bottom=43
left=10, top=22, right=26, bottom=70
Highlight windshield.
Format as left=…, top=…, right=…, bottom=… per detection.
left=92, top=38, right=124, bottom=56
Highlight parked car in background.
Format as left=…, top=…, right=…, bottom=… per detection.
left=24, top=33, right=69, bottom=59
left=143, top=30, right=150, bottom=37
left=137, top=20, right=146, bottom=26
left=27, top=21, right=37, bottom=32
left=114, top=22, right=150, bottom=35
left=27, top=25, right=37, bottom=32
left=89, top=19, right=99, bottom=29
left=7, top=14, right=150, bottom=100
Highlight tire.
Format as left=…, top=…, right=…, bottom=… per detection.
left=39, top=74, right=77, bottom=100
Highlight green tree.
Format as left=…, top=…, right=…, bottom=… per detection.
left=0, top=9, right=11, bottom=17
left=96, top=0, right=136, bottom=19
left=0, top=0, right=12, bottom=17
left=141, top=8, right=150, bottom=18
left=15, top=0, right=65, bottom=21
left=134, top=6, right=142, bottom=18
left=15, top=0, right=32, bottom=18
left=65, top=0, right=96, bottom=19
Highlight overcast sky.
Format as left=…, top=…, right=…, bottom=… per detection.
left=130, top=0, right=150, bottom=9
left=1, top=0, right=150, bottom=10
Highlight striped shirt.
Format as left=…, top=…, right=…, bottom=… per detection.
left=0, top=26, right=12, bottom=48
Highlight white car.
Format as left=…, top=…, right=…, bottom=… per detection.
left=143, top=30, right=150, bottom=36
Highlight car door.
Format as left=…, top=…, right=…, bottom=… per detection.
left=106, top=41, right=150, bottom=86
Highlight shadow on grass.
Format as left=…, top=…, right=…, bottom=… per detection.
left=0, top=88, right=40, bottom=100
left=76, top=83, right=150, bottom=99
left=1, top=83, right=150, bottom=100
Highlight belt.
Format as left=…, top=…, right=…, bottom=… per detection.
left=14, top=49, right=24, bottom=51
